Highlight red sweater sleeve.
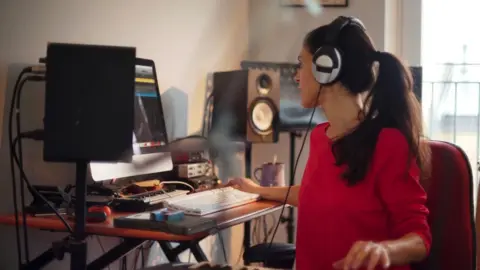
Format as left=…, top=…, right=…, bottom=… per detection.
left=375, top=129, right=432, bottom=254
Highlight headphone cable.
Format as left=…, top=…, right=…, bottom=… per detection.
left=266, top=85, right=323, bottom=255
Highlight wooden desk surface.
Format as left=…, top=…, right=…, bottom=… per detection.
left=0, top=201, right=284, bottom=241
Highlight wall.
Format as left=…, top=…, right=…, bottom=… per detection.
left=248, top=0, right=387, bottom=63
left=246, top=0, right=422, bottom=244
left=0, top=0, right=248, bottom=269
left=248, top=0, right=422, bottom=63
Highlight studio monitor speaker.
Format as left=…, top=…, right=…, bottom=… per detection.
left=44, top=43, right=136, bottom=162
left=410, top=66, right=422, bottom=103
left=210, top=69, right=280, bottom=143
left=240, top=61, right=328, bottom=132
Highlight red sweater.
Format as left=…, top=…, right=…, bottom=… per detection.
left=296, top=123, right=431, bottom=270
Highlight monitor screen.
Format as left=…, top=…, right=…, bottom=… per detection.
left=89, top=59, right=173, bottom=181
left=132, top=64, right=168, bottom=154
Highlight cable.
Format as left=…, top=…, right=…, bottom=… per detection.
left=132, top=241, right=153, bottom=270
left=168, top=135, right=209, bottom=145
left=12, top=136, right=74, bottom=234
left=8, top=67, right=32, bottom=267
left=131, top=247, right=140, bottom=270
left=15, top=75, right=44, bottom=262
left=251, top=219, right=259, bottom=245
left=262, top=216, right=268, bottom=243
left=235, top=244, right=244, bottom=265
left=7, top=68, right=44, bottom=266
left=160, top=181, right=195, bottom=191
left=10, top=70, right=71, bottom=240
left=266, top=86, right=322, bottom=251
left=265, top=214, right=276, bottom=242
left=235, top=195, right=275, bottom=263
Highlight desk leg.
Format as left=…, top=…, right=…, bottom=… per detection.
left=20, top=248, right=55, bottom=270
left=189, top=241, right=208, bottom=262
left=159, top=242, right=181, bottom=262
left=87, top=238, right=145, bottom=270
left=243, top=220, right=251, bottom=264
left=159, top=240, right=208, bottom=263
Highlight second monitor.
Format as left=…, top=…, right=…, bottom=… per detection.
left=89, top=58, right=173, bottom=181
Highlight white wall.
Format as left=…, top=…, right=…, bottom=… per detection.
left=0, top=1, right=248, bottom=269
left=0, top=0, right=422, bottom=268
left=248, top=0, right=386, bottom=63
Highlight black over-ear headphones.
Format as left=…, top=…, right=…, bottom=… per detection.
left=312, top=16, right=366, bottom=85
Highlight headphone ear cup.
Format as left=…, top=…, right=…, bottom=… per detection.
left=312, top=46, right=342, bottom=84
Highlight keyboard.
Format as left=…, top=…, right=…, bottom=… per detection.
left=163, top=187, right=260, bottom=216
left=111, top=189, right=190, bottom=212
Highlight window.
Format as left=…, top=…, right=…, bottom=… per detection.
left=422, top=0, right=480, bottom=199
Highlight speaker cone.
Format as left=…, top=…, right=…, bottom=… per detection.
left=250, top=99, right=275, bottom=135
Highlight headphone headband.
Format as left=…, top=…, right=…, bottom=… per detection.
left=311, top=16, right=366, bottom=85
left=324, top=16, right=351, bottom=46
left=325, top=16, right=366, bottom=47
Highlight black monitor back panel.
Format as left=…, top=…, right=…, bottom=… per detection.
left=44, top=43, right=136, bottom=162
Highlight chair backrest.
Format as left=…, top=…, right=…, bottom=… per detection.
left=412, top=140, right=476, bottom=270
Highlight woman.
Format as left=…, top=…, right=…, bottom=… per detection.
left=229, top=16, right=431, bottom=270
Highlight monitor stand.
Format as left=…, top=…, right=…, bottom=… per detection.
left=70, top=161, right=88, bottom=270
left=40, top=162, right=91, bottom=270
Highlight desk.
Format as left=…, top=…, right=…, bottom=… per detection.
left=0, top=201, right=282, bottom=270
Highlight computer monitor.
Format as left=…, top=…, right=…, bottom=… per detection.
left=89, top=58, right=173, bottom=181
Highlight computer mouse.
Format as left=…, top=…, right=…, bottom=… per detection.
left=88, top=205, right=112, bottom=217
left=86, top=211, right=107, bottom=223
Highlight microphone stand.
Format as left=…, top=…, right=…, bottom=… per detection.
left=283, top=131, right=301, bottom=244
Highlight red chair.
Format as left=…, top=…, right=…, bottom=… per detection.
left=244, top=140, right=477, bottom=269
left=412, top=140, right=476, bottom=270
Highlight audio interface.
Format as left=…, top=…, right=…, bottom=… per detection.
left=176, top=162, right=210, bottom=179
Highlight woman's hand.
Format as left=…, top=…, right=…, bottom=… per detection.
left=333, top=241, right=391, bottom=270
left=226, top=177, right=261, bottom=194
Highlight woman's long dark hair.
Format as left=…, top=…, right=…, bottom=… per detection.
left=304, top=22, right=430, bottom=185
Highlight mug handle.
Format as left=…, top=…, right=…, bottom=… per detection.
left=253, top=167, right=262, bottom=182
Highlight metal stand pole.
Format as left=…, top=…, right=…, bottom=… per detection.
left=279, top=132, right=301, bottom=244
left=243, top=143, right=252, bottom=253
left=70, top=161, right=88, bottom=270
